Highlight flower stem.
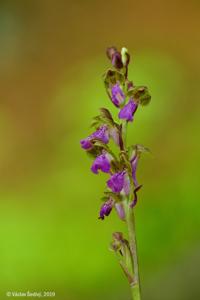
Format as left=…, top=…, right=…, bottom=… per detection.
left=122, top=117, right=141, bottom=300
left=130, top=283, right=141, bottom=300
left=126, top=207, right=141, bottom=300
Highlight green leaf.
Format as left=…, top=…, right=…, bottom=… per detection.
left=100, top=107, right=114, bottom=124
left=133, top=144, right=151, bottom=154
left=127, top=85, right=151, bottom=106
left=90, top=108, right=117, bottom=129
left=86, top=146, right=103, bottom=158
left=103, top=69, right=125, bottom=88
left=104, top=191, right=122, bottom=202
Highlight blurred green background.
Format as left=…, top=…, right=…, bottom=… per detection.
left=0, top=1, right=200, bottom=299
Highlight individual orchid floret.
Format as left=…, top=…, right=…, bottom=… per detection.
left=106, top=47, right=117, bottom=60
left=80, top=125, right=109, bottom=150
left=107, top=171, right=126, bottom=193
left=106, top=47, right=123, bottom=69
left=80, top=138, right=92, bottom=150
left=111, top=83, right=126, bottom=107
left=118, top=99, right=138, bottom=122
left=91, top=125, right=109, bottom=144
left=99, top=198, right=114, bottom=220
left=91, top=152, right=112, bottom=174
left=112, top=52, right=123, bottom=69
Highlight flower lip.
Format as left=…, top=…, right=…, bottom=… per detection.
left=80, top=125, right=109, bottom=150
left=91, top=152, right=111, bottom=174
left=91, top=125, right=109, bottom=144
left=99, top=198, right=114, bottom=220
left=107, top=171, right=126, bottom=193
left=118, top=99, right=138, bottom=122
left=80, top=138, right=92, bottom=150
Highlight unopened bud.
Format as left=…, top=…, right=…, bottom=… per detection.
left=106, top=47, right=123, bottom=69
left=121, top=47, right=130, bottom=67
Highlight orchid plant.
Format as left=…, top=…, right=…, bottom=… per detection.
left=80, top=47, right=151, bottom=300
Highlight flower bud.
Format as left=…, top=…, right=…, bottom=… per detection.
left=107, top=171, right=126, bottom=193
left=112, top=52, right=123, bottom=69
left=121, top=47, right=130, bottom=67
left=99, top=198, right=114, bottom=220
left=111, top=83, right=126, bottom=107
left=106, top=47, right=123, bottom=69
left=106, top=47, right=117, bottom=60
left=118, top=99, right=138, bottom=122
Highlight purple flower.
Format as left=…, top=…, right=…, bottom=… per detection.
left=131, top=155, right=139, bottom=187
left=107, top=171, right=125, bottom=193
left=111, top=84, right=125, bottom=107
left=80, top=138, right=92, bottom=150
left=80, top=125, right=109, bottom=150
left=111, top=52, right=123, bottom=69
left=130, top=185, right=142, bottom=208
left=91, top=125, right=109, bottom=144
left=91, top=153, right=111, bottom=174
left=106, top=47, right=117, bottom=60
left=118, top=99, right=138, bottom=122
left=99, top=198, right=114, bottom=220
left=106, top=47, right=123, bottom=69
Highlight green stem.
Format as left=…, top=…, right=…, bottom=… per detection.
left=130, top=283, right=141, bottom=300
left=121, top=120, right=141, bottom=300
left=126, top=207, right=141, bottom=300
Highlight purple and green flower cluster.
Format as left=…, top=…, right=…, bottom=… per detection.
left=80, top=46, right=151, bottom=221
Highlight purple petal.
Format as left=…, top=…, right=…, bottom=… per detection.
left=91, top=153, right=111, bottom=174
left=107, top=171, right=125, bottom=193
left=80, top=138, right=92, bottom=150
left=118, top=99, right=138, bottom=122
left=111, top=52, right=123, bottom=69
left=91, top=125, right=109, bottom=144
left=99, top=199, right=113, bottom=220
left=130, top=185, right=142, bottom=208
left=111, top=84, right=125, bottom=107
left=80, top=125, right=109, bottom=151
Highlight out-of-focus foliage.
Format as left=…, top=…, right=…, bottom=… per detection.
left=0, top=1, right=200, bottom=300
